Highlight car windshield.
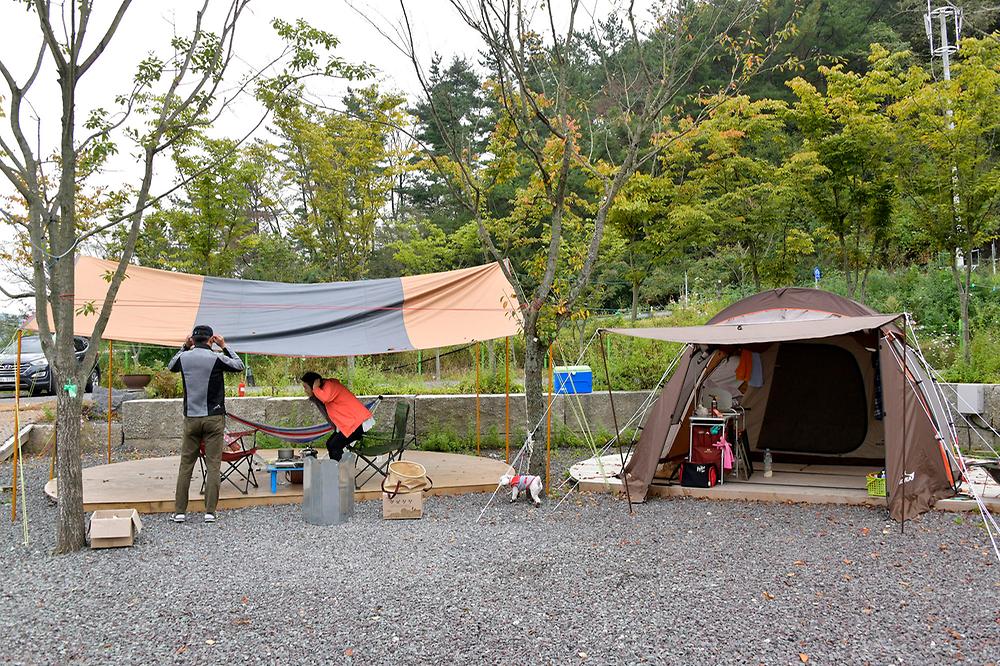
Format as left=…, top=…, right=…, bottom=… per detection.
left=2, top=336, right=44, bottom=355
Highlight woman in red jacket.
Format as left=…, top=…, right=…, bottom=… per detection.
left=300, top=371, right=373, bottom=461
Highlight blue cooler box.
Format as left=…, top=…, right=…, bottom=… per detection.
left=554, top=365, right=593, bottom=394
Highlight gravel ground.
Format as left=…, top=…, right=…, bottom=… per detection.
left=2, top=451, right=998, bottom=666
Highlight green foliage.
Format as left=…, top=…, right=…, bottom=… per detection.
left=418, top=428, right=470, bottom=453
left=457, top=368, right=524, bottom=394
left=147, top=369, right=183, bottom=399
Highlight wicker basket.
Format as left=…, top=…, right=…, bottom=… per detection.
left=384, top=460, right=432, bottom=494
left=866, top=473, right=887, bottom=498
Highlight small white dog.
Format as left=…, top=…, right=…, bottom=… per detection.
left=499, top=472, right=543, bottom=507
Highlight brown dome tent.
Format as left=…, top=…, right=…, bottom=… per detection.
left=608, top=288, right=962, bottom=521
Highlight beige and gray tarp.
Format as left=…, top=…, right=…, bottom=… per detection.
left=28, top=256, right=522, bottom=355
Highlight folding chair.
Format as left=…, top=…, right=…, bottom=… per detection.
left=199, top=428, right=259, bottom=495
left=349, top=401, right=413, bottom=489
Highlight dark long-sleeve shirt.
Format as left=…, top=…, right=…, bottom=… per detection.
left=168, top=344, right=244, bottom=417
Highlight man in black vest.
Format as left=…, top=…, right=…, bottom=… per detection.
left=168, top=324, right=244, bottom=523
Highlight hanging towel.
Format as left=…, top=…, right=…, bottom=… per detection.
left=714, top=433, right=734, bottom=470
left=734, top=349, right=753, bottom=383
left=749, top=352, right=764, bottom=388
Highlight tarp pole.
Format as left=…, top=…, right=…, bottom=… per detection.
left=546, top=344, right=553, bottom=493
left=475, top=342, right=481, bottom=456
left=107, top=340, right=113, bottom=464
left=599, top=330, right=633, bottom=514
left=10, top=330, right=21, bottom=522
left=49, top=423, right=57, bottom=481
left=505, top=336, right=511, bottom=464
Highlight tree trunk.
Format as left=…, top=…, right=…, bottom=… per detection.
left=522, top=312, right=547, bottom=484
left=747, top=240, right=761, bottom=292
left=630, top=280, right=639, bottom=322
left=51, top=253, right=87, bottom=553
left=958, top=257, right=972, bottom=365
left=53, top=387, right=86, bottom=553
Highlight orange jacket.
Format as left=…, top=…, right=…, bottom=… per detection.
left=313, top=378, right=372, bottom=436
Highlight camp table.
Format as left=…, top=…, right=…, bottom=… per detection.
left=266, top=462, right=305, bottom=493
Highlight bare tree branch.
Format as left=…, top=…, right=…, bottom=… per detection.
left=78, top=1, right=132, bottom=76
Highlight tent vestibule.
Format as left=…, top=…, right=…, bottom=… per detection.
left=611, top=288, right=961, bottom=521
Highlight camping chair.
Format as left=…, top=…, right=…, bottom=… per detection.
left=199, top=428, right=259, bottom=495
left=349, top=401, right=413, bottom=489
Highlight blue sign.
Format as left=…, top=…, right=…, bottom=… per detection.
left=813, top=267, right=821, bottom=281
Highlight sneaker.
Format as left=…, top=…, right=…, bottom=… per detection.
left=171, top=513, right=186, bottom=523
left=204, top=513, right=216, bottom=523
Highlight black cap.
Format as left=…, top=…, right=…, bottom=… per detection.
left=192, top=324, right=214, bottom=338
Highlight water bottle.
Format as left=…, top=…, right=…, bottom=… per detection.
left=763, top=449, right=773, bottom=478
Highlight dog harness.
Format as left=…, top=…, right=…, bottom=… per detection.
left=509, top=474, right=538, bottom=491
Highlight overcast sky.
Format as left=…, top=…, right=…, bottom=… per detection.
left=0, top=0, right=634, bottom=316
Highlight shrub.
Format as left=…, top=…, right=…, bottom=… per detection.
left=147, top=369, right=182, bottom=399
left=418, top=428, right=470, bottom=453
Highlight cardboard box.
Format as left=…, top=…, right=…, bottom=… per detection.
left=89, top=509, right=143, bottom=549
left=382, top=491, right=423, bottom=520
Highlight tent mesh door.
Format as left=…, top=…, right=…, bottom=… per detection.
left=757, top=343, right=868, bottom=455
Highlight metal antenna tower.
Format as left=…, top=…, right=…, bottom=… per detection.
left=924, top=2, right=965, bottom=272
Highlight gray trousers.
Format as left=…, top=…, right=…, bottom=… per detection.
left=174, top=415, right=225, bottom=514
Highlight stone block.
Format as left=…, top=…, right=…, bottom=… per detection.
left=123, top=398, right=184, bottom=440
left=27, top=422, right=124, bottom=455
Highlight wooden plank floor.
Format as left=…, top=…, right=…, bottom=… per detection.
left=572, top=454, right=1000, bottom=513
left=44, top=449, right=511, bottom=513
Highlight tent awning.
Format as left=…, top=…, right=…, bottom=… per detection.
left=602, top=314, right=901, bottom=346
left=27, top=257, right=523, bottom=356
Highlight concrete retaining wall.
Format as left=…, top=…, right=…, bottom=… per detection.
left=25, top=422, right=124, bottom=456
left=940, top=384, right=1000, bottom=452
left=121, top=391, right=652, bottom=454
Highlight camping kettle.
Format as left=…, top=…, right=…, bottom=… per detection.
left=301, top=447, right=318, bottom=459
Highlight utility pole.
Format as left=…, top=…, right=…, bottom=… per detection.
left=924, top=1, right=966, bottom=336
left=924, top=1, right=964, bottom=249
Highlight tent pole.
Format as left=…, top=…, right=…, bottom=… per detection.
left=505, top=336, right=510, bottom=464
left=546, top=344, right=553, bottom=494
left=107, top=340, right=113, bottom=464
left=901, top=314, right=907, bottom=534
left=475, top=342, right=481, bottom=456
left=599, top=330, right=633, bottom=514
left=10, top=330, right=22, bottom=523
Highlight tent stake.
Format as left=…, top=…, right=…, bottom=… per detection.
left=599, top=330, right=633, bottom=514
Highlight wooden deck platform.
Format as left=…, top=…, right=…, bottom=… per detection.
left=44, top=449, right=510, bottom=513
left=571, top=454, right=1000, bottom=513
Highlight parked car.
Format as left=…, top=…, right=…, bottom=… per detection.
left=0, top=335, right=100, bottom=396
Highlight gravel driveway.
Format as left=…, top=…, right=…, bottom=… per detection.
left=2, top=452, right=998, bottom=665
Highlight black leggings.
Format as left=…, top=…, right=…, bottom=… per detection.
left=326, top=427, right=363, bottom=461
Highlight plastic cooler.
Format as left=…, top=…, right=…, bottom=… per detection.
left=554, top=365, right=593, bottom=394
